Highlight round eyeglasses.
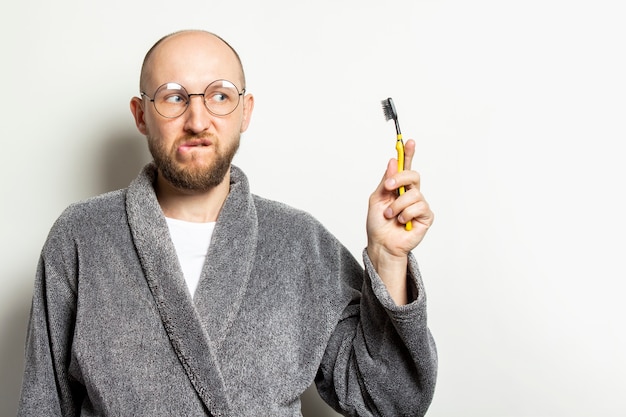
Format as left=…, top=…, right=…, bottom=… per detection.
left=141, top=80, right=245, bottom=118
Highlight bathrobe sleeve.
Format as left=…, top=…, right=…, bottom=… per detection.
left=18, top=216, right=83, bottom=416
left=315, top=249, right=438, bottom=417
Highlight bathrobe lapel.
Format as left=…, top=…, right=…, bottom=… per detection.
left=193, top=166, right=258, bottom=350
left=126, top=164, right=257, bottom=416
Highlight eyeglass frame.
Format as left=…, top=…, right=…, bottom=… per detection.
left=140, top=79, right=246, bottom=118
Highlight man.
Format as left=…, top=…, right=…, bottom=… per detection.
left=18, top=30, right=437, bottom=416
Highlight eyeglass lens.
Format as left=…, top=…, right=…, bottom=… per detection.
left=152, top=80, right=241, bottom=118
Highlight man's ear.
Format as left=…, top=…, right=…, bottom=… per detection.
left=130, top=96, right=148, bottom=135
left=240, top=93, right=254, bottom=133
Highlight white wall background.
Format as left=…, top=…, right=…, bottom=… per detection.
left=1, top=0, right=625, bottom=416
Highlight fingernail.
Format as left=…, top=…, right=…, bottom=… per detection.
left=384, top=207, right=393, bottom=218
left=385, top=178, right=396, bottom=188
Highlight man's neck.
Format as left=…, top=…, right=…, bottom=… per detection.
left=154, top=171, right=230, bottom=223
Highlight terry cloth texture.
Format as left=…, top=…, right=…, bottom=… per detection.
left=18, top=163, right=437, bottom=417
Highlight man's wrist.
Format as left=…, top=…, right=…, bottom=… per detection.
left=367, top=244, right=410, bottom=305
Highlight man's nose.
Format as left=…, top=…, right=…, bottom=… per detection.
left=183, top=94, right=212, bottom=133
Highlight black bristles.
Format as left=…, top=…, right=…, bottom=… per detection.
left=381, top=97, right=396, bottom=121
left=381, top=97, right=401, bottom=135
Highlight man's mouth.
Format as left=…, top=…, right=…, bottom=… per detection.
left=178, top=138, right=213, bottom=151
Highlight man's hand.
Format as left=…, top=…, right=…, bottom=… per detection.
left=366, top=139, right=434, bottom=305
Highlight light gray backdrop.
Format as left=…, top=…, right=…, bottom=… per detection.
left=2, top=0, right=625, bottom=416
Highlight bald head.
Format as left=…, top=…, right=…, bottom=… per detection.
left=139, top=30, right=246, bottom=93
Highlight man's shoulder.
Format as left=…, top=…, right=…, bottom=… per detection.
left=250, top=194, right=341, bottom=247
left=56, top=189, right=128, bottom=230
left=40, top=189, right=129, bottom=255
left=252, top=194, right=319, bottom=226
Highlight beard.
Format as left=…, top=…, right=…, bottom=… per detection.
left=147, top=132, right=240, bottom=192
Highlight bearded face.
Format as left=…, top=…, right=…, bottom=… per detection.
left=146, top=131, right=240, bottom=192
left=130, top=33, right=254, bottom=194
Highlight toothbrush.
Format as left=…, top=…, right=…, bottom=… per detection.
left=381, top=97, right=412, bottom=231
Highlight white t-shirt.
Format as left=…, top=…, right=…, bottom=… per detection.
left=165, top=217, right=216, bottom=297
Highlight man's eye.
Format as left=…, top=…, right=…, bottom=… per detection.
left=163, top=93, right=186, bottom=104
left=211, top=92, right=227, bottom=102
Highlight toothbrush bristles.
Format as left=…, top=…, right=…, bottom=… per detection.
left=381, top=97, right=397, bottom=121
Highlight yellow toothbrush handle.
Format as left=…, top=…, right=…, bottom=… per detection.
left=396, top=135, right=412, bottom=231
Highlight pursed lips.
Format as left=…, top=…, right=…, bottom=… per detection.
left=178, top=138, right=213, bottom=152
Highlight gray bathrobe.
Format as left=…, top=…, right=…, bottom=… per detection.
left=18, top=163, right=437, bottom=417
